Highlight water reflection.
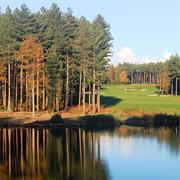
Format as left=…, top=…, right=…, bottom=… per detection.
left=0, top=128, right=108, bottom=179
left=0, top=127, right=179, bottom=179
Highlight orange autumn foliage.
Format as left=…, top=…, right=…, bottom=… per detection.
left=119, top=71, right=129, bottom=84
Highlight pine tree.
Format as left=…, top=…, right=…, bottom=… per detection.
left=91, top=15, right=112, bottom=113
left=167, top=54, right=180, bottom=95
left=0, top=7, right=17, bottom=112
left=62, top=8, right=78, bottom=111
left=108, top=64, right=115, bottom=83
left=74, top=17, right=92, bottom=114
left=39, top=3, right=63, bottom=112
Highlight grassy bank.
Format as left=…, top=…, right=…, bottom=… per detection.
left=0, top=112, right=179, bottom=128
left=101, top=84, right=180, bottom=115
left=0, top=84, right=179, bottom=128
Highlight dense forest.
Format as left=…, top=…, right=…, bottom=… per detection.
left=108, top=54, right=180, bottom=95
left=0, top=4, right=112, bottom=116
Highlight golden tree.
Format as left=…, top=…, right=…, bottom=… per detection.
left=160, top=66, right=170, bottom=94
left=16, top=36, right=44, bottom=116
left=119, top=71, right=129, bottom=84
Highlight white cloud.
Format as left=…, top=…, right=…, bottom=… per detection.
left=111, top=46, right=172, bottom=65
left=163, top=52, right=172, bottom=61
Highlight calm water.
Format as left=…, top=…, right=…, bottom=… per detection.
left=0, top=127, right=179, bottom=180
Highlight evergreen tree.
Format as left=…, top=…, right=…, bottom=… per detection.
left=91, top=15, right=112, bottom=113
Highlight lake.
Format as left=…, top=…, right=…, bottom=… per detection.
left=0, top=127, right=179, bottom=179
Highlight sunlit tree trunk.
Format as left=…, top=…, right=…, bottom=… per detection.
left=92, top=69, right=96, bottom=114
left=7, top=63, right=11, bottom=112
left=12, top=62, right=16, bottom=111
left=131, top=72, right=134, bottom=84
left=78, top=70, right=82, bottom=112
left=20, top=65, right=23, bottom=111
left=65, top=53, right=69, bottom=111
left=175, top=77, right=178, bottom=96
left=15, top=67, right=18, bottom=111
left=171, top=80, right=174, bottom=95
left=36, top=70, right=39, bottom=111
left=32, top=72, right=35, bottom=117
left=82, top=67, right=86, bottom=115
left=97, top=81, right=100, bottom=112
left=88, top=84, right=91, bottom=109
left=42, top=69, right=45, bottom=110
left=3, top=66, right=6, bottom=110
left=26, top=73, right=29, bottom=111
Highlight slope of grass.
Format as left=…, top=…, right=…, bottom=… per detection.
left=101, top=84, right=180, bottom=114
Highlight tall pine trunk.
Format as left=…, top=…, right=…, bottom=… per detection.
left=42, top=69, right=45, bottom=110
left=15, top=63, right=18, bottom=111
left=65, top=53, right=69, bottom=111
left=3, top=66, right=6, bottom=110
left=97, top=81, right=100, bottom=112
left=7, top=63, right=11, bottom=113
left=88, top=84, right=91, bottom=109
left=92, top=69, right=96, bottom=114
left=12, top=62, right=16, bottom=112
left=32, top=72, right=35, bottom=117
left=26, top=73, right=29, bottom=111
left=171, top=80, right=174, bottom=95
left=82, top=67, right=86, bottom=115
left=175, top=77, right=178, bottom=96
left=78, top=70, right=82, bottom=112
left=131, top=72, right=133, bottom=84
left=20, top=66, right=23, bottom=111
left=36, top=70, right=39, bottom=111
left=15, top=76, right=18, bottom=111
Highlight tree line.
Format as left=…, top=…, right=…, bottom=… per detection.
left=0, top=4, right=112, bottom=116
left=108, top=54, right=180, bottom=95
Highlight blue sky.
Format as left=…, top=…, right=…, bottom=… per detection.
left=0, top=0, right=179, bottom=64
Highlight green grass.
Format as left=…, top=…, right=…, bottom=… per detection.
left=101, top=84, right=180, bottom=115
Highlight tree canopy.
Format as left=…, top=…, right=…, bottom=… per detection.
left=0, top=4, right=112, bottom=115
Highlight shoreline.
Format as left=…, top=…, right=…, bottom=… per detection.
left=0, top=111, right=179, bottom=129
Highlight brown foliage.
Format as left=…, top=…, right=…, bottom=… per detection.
left=160, top=66, right=170, bottom=94
left=119, top=71, right=129, bottom=84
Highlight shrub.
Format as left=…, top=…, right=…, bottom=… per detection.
left=50, top=114, right=62, bottom=124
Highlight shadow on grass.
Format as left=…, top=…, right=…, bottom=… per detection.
left=101, top=96, right=122, bottom=108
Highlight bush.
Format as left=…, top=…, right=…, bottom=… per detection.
left=50, top=114, right=62, bottom=124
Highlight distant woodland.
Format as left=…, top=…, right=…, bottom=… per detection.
left=108, top=54, right=180, bottom=95
left=0, top=4, right=112, bottom=116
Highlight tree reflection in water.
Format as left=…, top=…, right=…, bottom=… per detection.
left=0, top=128, right=108, bottom=179
left=0, top=127, right=179, bottom=179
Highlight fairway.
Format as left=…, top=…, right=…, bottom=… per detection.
left=101, top=84, right=180, bottom=114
